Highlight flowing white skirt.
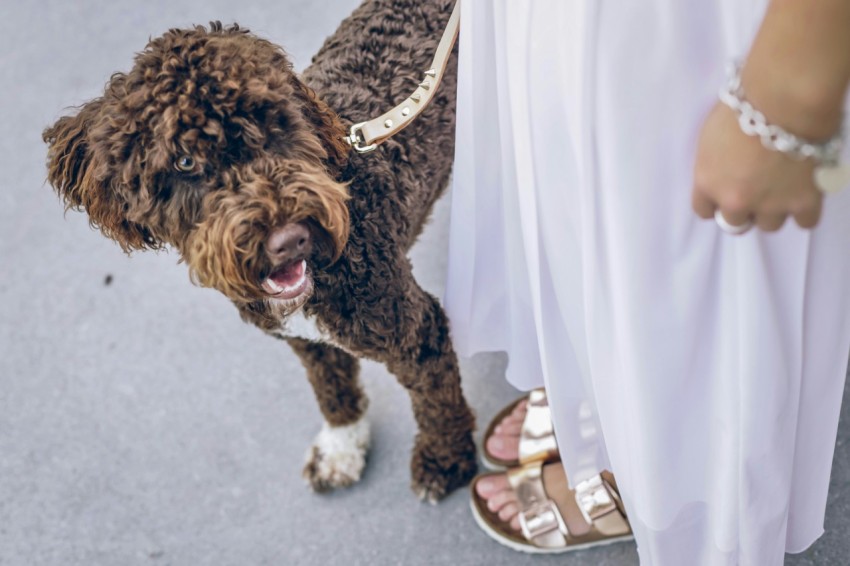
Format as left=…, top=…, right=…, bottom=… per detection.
left=445, top=1, right=850, bottom=564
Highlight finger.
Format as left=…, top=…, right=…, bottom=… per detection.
left=691, top=187, right=716, bottom=219
left=754, top=211, right=787, bottom=232
left=716, top=197, right=752, bottom=227
left=714, top=209, right=753, bottom=236
left=792, top=191, right=823, bottom=229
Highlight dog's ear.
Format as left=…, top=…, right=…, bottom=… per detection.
left=289, top=77, right=351, bottom=171
left=43, top=96, right=157, bottom=252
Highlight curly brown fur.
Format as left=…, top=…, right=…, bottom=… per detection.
left=188, top=159, right=349, bottom=301
left=43, top=0, right=475, bottom=501
left=288, top=337, right=369, bottom=492
left=43, top=23, right=350, bottom=302
left=286, top=337, right=366, bottom=427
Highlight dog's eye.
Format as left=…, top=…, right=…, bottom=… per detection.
left=174, top=155, right=196, bottom=173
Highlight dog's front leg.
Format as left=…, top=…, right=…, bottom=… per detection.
left=286, top=337, right=370, bottom=492
left=382, top=289, right=478, bottom=503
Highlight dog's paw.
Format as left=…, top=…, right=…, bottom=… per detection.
left=410, top=433, right=478, bottom=504
left=303, top=417, right=370, bottom=492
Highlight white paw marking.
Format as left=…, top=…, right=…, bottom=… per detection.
left=304, top=416, right=370, bottom=490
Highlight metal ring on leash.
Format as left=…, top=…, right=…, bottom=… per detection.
left=714, top=209, right=753, bottom=235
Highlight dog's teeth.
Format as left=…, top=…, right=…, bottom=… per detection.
left=266, top=278, right=283, bottom=293
left=279, top=261, right=308, bottom=292
left=293, top=260, right=308, bottom=286
left=264, top=260, right=308, bottom=297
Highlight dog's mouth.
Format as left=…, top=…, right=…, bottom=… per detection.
left=261, top=258, right=313, bottom=302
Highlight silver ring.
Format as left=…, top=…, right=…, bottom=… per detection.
left=714, top=209, right=752, bottom=235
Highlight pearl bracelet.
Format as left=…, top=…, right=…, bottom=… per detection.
left=719, top=62, right=844, bottom=166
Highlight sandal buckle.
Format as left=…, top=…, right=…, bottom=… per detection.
left=527, top=388, right=548, bottom=408
left=574, top=474, right=617, bottom=524
left=518, top=500, right=568, bottom=542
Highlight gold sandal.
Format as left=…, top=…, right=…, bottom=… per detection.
left=470, top=463, right=633, bottom=554
left=482, top=388, right=559, bottom=470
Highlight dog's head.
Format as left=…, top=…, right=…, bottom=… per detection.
left=43, top=23, right=351, bottom=310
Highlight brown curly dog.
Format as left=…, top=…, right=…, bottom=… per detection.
left=42, top=0, right=475, bottom=502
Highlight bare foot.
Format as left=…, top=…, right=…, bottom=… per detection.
left=485, top=399, right=528, bottom=462
left=474, top=462, right=593, bottom=536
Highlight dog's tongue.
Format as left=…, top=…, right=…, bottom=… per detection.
left=262, top=259, right=307, bottom=298
left=272, top=259, right=305, bottom=287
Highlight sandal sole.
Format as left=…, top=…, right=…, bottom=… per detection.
left=469, top=493, right=634, bottom=554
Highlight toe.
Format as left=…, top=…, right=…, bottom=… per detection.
left=502, top=409, right=527, bottom=427
left=486, top=434, right=520, bottom=461
left=486, top=486, right=520, bottom=512
left=509, top=515, right=522, bottom=531
left=498, top=501, right=520, bottom=522
left=475, top=473, right=510, bottom=498
left=497, top=419, right=523, bottom=436
left=511, top=399, right=529, bottom=417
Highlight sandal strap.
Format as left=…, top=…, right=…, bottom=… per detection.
left=574, top=474, right=620, bottom=524
left=518, top=389, right=558, bottom=465
left=508, top=465, right=630, bottom=549
left=507, top=461, right=569, bottom=548
left=574, top=473, right=631, bottom=537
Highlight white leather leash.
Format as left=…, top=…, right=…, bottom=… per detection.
left=345, top=0, right=460, bottom=153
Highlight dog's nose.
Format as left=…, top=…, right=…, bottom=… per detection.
left=266, top=222, right=312, bottom=263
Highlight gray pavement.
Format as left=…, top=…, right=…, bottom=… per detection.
left=1, top=1, right=848, bottom=565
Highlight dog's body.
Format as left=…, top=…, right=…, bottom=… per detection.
left=43, top=0, right=476, bottom=501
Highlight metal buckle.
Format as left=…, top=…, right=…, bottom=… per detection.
left=574, top=474, right=616, bottom=524
left=346, top=122, right=377, bottom=154
left=518, top=500, right=568, bottom=542
left=527, top=388, right=548, bottom=408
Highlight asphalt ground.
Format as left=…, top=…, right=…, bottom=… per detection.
left=1, top=1, right=847, bottom=564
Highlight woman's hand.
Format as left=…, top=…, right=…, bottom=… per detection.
left=691, top=0, right=850, bottom=233
left=691, top=102, right=823, bottom=232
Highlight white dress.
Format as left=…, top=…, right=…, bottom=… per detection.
left=445, top=1, right=850, bottom=564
